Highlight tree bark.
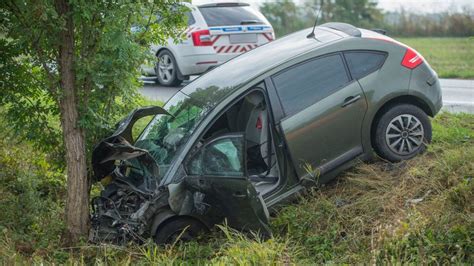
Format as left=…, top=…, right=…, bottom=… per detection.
left=55, top=0, right=89, bottom=244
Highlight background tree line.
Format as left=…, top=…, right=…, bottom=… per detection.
left=260, top=0, right=474, bottom=37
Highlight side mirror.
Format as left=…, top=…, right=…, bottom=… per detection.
left=186, top=133, right=246, bottom=177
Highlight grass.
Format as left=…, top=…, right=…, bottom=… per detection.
left=273, top=113, right=474, bottom=263
left=1, top=112, right=473, bottom=264
left=396, top=37, right=474, bottom=79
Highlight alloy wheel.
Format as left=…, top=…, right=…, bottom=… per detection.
left=385, top=114, right=425, bottom=155
left=158, top=54, right=174, bottom=83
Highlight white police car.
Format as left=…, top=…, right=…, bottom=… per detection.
left=145, top=2, right=274, bottom=86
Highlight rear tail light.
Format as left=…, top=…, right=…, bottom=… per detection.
left=192, top=30, right=212, bottom=46
left=401, top=48, right=423, bottom=69
left=367, top=36, right=425, bottom=70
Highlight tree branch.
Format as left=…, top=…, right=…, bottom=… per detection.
left=5, top=1, right=60, bottom=96
left=32, top=32, right=60, bottom=96
left=136, top=2, right=157, bottom=42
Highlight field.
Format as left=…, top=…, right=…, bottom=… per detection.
left=397, top=37, right=474, bottom=79
left=1, top=111, right=473, bottom=264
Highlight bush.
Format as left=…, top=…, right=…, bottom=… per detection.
left=0, top=115, right=65, bottom=259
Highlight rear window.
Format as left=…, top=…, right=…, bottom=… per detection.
left=343, top=51, right=387, bottom=80
left=198, top=6, right=265, bottom=27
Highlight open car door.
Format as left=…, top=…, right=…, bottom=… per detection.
left=183, top=133, right=271, bottom=236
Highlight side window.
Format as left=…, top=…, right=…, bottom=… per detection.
left=343, top=51, right=387, bottom=80
left=186, top=136, right=244, bottom=176
left=272, top=54, right=349, bottom=116
left=186, top=12, right=196, bottom=26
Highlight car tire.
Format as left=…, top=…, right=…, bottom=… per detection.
left=154, top=217, right=207, bottom=245
left=156, top=50, right=183, bottom=87
left=373, top=104, right=431, bottom=162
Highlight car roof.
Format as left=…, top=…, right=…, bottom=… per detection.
left=178, top=26, right=348, bottom=108
left=197, top=2, right=250, bottom=8
left=319, top=22, right=361, bottom=37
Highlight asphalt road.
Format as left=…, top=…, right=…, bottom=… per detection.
left=440, top=79, right=474, bottom=114
left=139, top=77, right=474, bottom=114
left=139, top=76, right=194, bottom=103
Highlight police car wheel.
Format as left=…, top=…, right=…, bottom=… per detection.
left=156, top=50, right=183, bottom=87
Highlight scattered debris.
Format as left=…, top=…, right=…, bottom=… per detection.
left=406, top=190, right=432, bottom=205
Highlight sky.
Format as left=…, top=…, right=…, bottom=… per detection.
left=193, top=0, right=474, bottom=13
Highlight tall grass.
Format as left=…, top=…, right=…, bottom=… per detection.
left=1, top=112, right=473, bottom=264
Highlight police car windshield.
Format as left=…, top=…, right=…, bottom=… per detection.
left=199, top=6, right=265, bottom=26
left=135, top=91, right=211, bottom=177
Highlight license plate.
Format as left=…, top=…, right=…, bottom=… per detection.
left=229, top=34, right=257, bottom=44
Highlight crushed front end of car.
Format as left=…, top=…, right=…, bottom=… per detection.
left=89, top=90, right=274, bottom=244
left=89, top=106, right=172, bottom=244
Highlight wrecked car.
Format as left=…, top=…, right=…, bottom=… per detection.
left=90, top=23, right=442, bottom=244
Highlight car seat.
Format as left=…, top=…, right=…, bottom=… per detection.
left=239, top=93, right=279, bottom=181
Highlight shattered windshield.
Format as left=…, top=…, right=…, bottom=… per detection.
left=134, top=91, right=211, bottom=178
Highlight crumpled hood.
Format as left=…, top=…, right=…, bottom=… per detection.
left=91, top=106, right=170, bottom=182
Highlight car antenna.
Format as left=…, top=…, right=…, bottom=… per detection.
left=307, top=5, right=322, bottom=40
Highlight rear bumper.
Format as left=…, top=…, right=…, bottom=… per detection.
left=430, top=81, right=443, bottom=115
left=409, top=63, right=443, bottom=116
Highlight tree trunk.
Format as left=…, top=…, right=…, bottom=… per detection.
left=55, top=0, right=90, bottom=244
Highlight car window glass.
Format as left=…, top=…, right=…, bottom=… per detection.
left=131, top=115, right=154, bottom=143
left=344, top=51, right=387, bottom=80
left=135, top=92, right=209, bottom=178
left=198, top=6, right=264, bottom=26
left=272, top=54, right=349, bottom=115
left=186, top=11, right=195, bottom=25
left=187, top=137, right=244, bottom=176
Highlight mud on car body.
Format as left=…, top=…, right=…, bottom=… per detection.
left=90, top=23, right=442, bottom=244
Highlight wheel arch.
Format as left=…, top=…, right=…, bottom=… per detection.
left=369, top=95, right=433, bottom=149
left=150, top=208, right=210, bottom=237
left=155, top=47, right=172, bottom=58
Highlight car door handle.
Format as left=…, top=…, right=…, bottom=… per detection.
left=341, top=95, right=362, bottom=107
left=233, top=191, right=247, bottom=198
